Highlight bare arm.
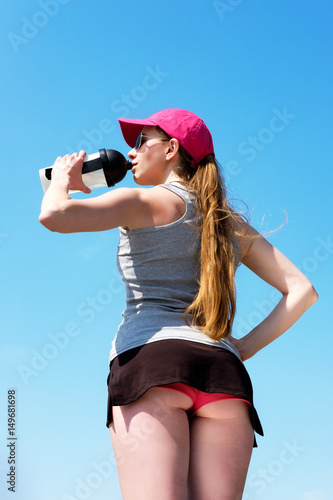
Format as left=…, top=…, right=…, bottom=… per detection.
left=39, top=151, right=184, bottom=233
left=39, top=151, right=153, bottom=233
left=231, top=225, right=319, bottom=361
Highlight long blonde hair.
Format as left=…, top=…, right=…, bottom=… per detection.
left=158, top=127, right=247, bottom=340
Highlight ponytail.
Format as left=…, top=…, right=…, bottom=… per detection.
left=185, top=156, right=238, bottom=340
left=156, top=127, right=245, bottom=340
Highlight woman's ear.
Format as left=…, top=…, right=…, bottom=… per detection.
left=165, top=138, right=179, bottom=161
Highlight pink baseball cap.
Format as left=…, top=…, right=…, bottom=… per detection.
left=118, top=108, right=214, bottom=164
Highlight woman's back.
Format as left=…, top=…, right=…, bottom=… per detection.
left=110, top=182, right=242, bottom=363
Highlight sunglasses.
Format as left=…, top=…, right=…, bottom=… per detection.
left=134, top=132, right=169, bottom=150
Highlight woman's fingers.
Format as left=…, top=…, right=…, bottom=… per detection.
left=52, top=151, right=89, bottom=193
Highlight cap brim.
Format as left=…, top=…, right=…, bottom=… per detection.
left=118, top=117, right=157, bottom=148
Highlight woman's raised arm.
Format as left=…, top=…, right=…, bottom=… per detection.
left=39, top=151, right=148, bottom=233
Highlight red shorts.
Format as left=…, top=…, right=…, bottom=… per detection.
left=156, top=382, right=251, bottom=418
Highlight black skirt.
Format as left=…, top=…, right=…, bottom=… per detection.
left=106, top=339, right=263, bottom=445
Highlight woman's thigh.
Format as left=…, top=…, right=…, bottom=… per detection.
left=109, top=387, right=193, bottom=500
left=188, top=399, right=254, bottom=500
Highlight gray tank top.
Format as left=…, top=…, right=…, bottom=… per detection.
left=109, top=182, right=242, bottom=363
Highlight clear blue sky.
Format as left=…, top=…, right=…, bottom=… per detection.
left=1, top=1, right=332, bottom=499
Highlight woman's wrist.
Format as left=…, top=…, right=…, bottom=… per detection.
left=237, top=334, right=257, bottom=361
left=40, top=176, right=72, bottom=220
left=228, top=335, right=253, bottom=362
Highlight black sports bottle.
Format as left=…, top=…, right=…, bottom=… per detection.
left=39, top=149, right=132, bottom=193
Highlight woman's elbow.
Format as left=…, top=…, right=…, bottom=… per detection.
left=308, top=284, right=319, bottom=305
left=286, top=277, right=319, bottom=310
left=39, top=211, right=65, bottom=233
left=299, top=279, right=319, bottom=308
left=39, top=211, right=53, bottom=231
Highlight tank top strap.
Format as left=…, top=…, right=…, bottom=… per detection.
left=160, top=182, right=242, bottom=266
left=158, top=182, right=193, bottom=206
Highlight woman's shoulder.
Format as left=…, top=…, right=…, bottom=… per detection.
left=229, top=211, right=256, bottom=261
left=126, top=184, right=187, bottom=230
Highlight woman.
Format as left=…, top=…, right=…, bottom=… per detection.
left=39, top=108, right=318, bottom=500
